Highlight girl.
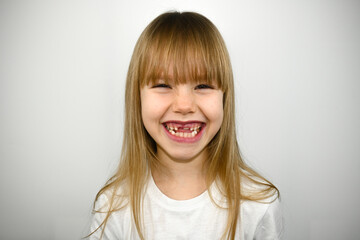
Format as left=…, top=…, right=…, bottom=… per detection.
left=88, top=11, right=282, bottom=240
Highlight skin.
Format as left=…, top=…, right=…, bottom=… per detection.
left=140, top=79, right=223, bottom=200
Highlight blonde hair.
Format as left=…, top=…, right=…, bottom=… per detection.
left=89, top=11, right=279, bottom=240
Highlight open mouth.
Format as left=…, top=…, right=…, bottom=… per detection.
left=163, top=121, right=204, bottom=138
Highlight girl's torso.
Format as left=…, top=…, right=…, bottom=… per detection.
left=89, top=177, right=282, bottom=240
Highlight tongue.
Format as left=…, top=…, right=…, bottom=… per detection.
left=171, top=123, right=201, bottom=128
left=167, top=123, right=199, bottom=133
left=172, top=123, right=190, bottom=128
left=176, top=127, right=193, bottom=133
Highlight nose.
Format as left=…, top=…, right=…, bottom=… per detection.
left=172, top=87, right=196, bottom=114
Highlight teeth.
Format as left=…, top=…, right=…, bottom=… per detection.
left=173, top=132, right=196, bottom=138
left=165, top=123, right=202, bottom=138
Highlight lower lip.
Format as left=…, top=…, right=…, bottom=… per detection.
left=162, top=124, right=205, bottom=143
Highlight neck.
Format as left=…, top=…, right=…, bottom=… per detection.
left=151, top=148, right=208, bottom=200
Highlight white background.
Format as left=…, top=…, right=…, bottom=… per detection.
left=1, top=0, right=359, bottom=239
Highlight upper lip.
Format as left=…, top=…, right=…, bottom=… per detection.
left=162, top=120, right=205, bottom=129
left=162, top=120, right=204, bottom=124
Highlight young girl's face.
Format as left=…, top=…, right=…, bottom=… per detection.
left=140, top=78, right=223, bottom=162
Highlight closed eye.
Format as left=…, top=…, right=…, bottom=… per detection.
left=152, top=83, right=171, bottom=89
left=195, top=84, right=214, bottom=90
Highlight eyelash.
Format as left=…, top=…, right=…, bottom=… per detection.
left=195, top=84, right=213, bottom=90
left=152, top=84, right=171, bottom=89
left=152, top=84, right=213, bottom=90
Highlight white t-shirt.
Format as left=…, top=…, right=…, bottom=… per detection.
left=89, top=177, right=283, bottom=240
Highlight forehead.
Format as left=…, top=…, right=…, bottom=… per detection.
left=140, top=45, right=224, bottom=89
left=146, top=64, right=214, bottom=85
left=136, top=13, right=229, bottom=91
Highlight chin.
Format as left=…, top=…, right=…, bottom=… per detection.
left=166, top=149, right=204, bottom=162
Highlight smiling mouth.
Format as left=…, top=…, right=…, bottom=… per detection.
left=163, top=122, right=204, bottom=138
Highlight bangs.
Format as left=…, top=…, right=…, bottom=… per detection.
left=137, top=12, right=229, bottom=91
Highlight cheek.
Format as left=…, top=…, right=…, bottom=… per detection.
left=140, top=95, right=150, bottom=120
left=141, top=96, right=154, bottom=131
left=204, top=93, right=224, bottom=124
left=140, top=91, right=169, bottom=123
left=140, top=91, right=152, bottom=127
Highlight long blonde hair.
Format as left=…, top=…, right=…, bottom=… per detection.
left=90, top=11, right=279, bottom=240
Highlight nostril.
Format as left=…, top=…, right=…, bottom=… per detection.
left=173, top=98, right=196, bottom=113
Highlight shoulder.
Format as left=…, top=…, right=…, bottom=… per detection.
left=88, top=186, right=132, bottom=240
left=240, top=177, right=283, bottom=239
left=240, top=197, right=283, bottom=240
left=93, top=183, right=130, bottom=213
left=241, top=172, right=279, bottom=200
left=241, top=195, right=281, bottom=223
